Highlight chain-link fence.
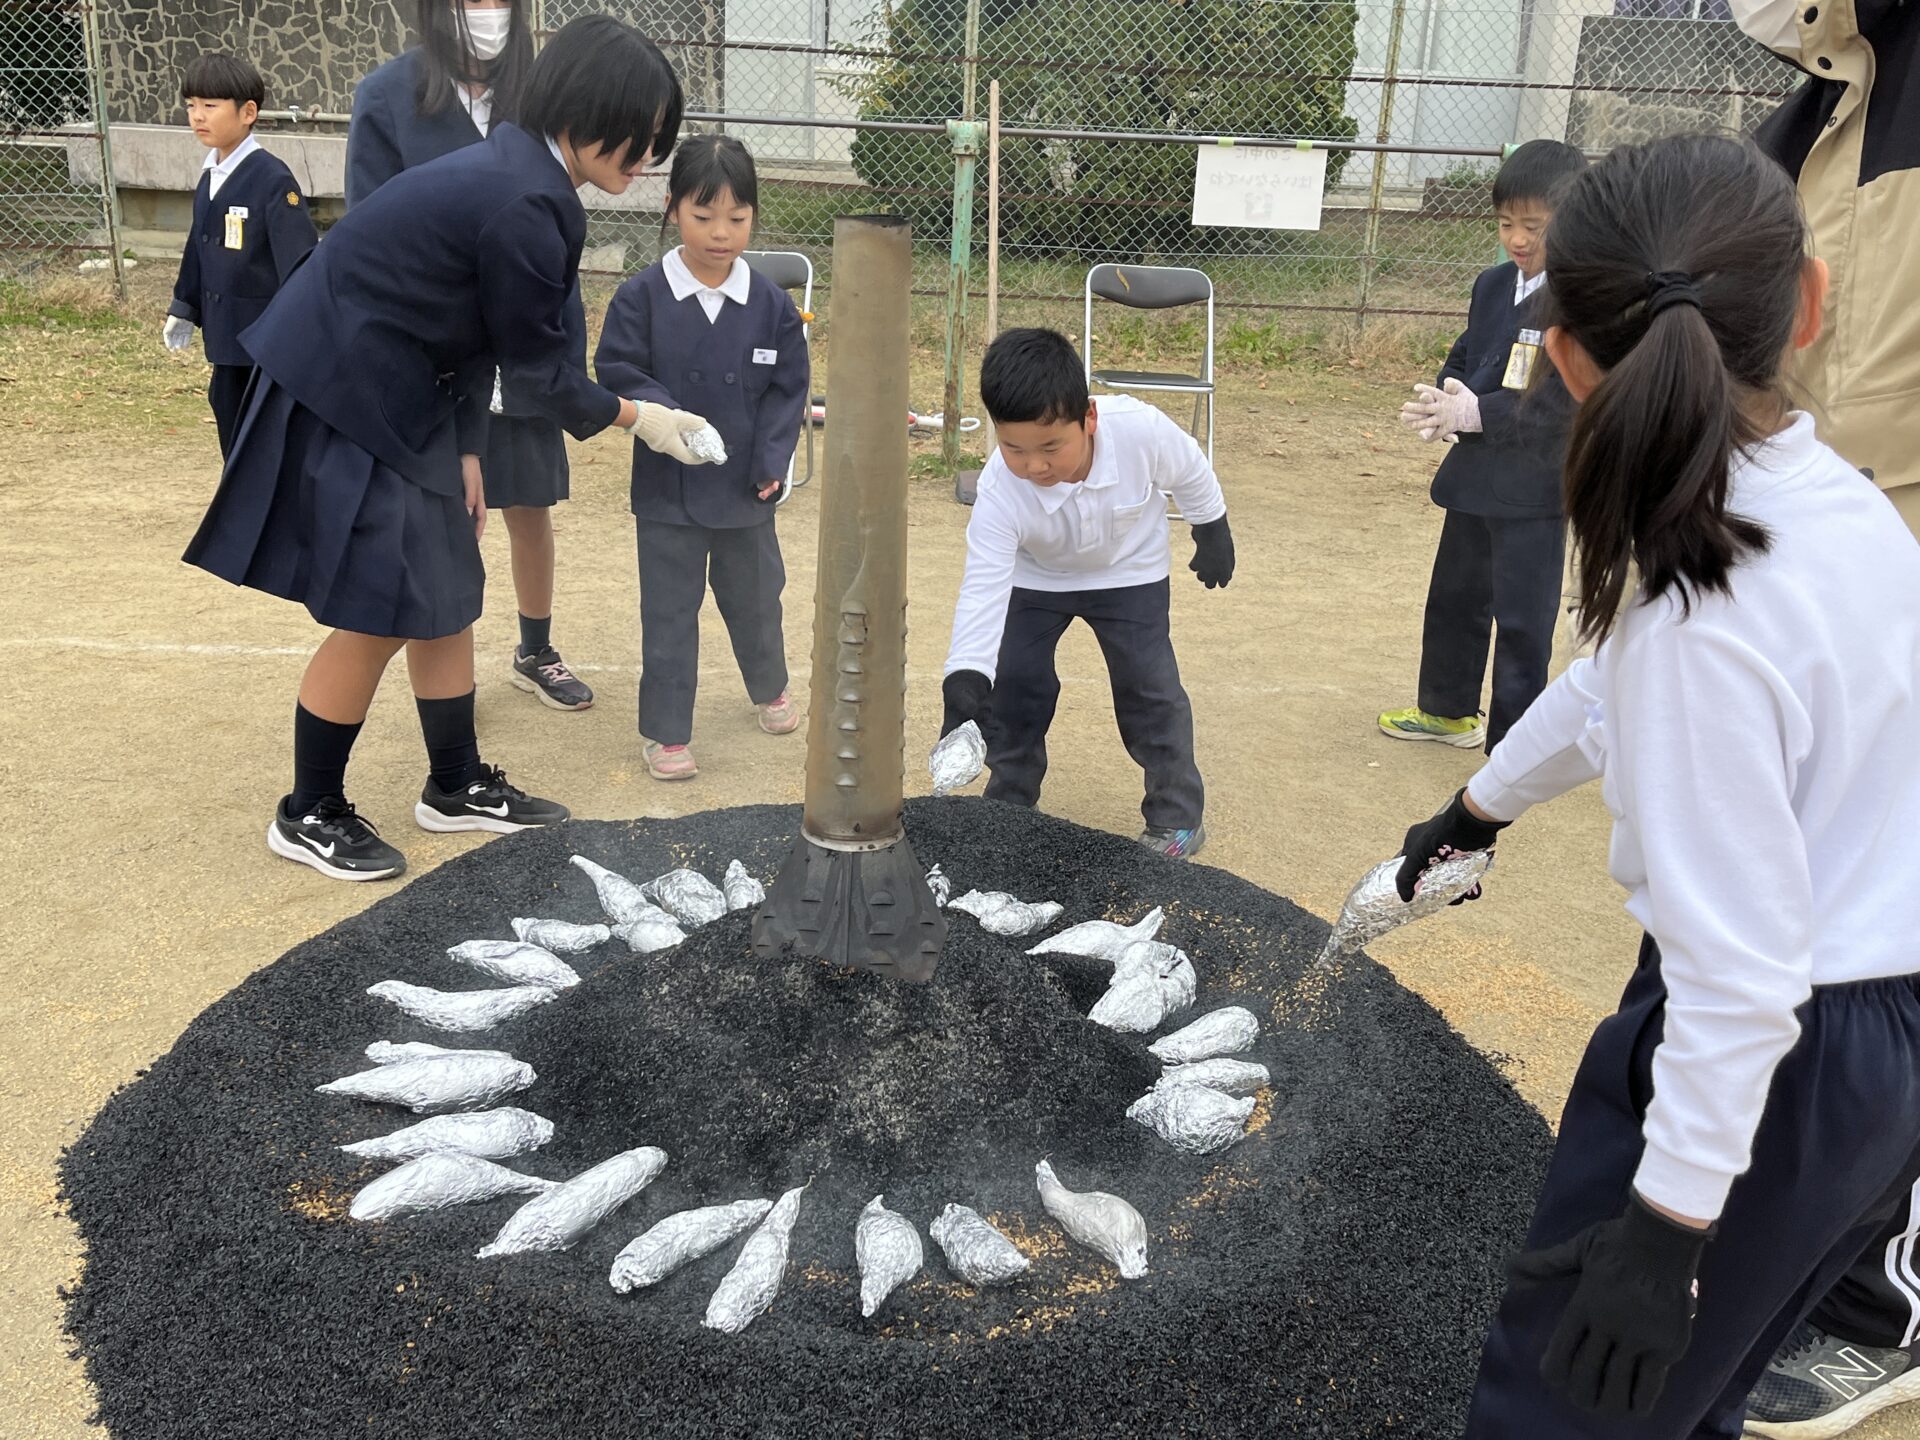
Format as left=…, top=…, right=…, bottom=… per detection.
left=0, top=0, right=123, bottom=289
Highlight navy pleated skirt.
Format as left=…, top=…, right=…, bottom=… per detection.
left=483, top=414, right=569, bottom=510
left=183, top=377, right=485, bottom=640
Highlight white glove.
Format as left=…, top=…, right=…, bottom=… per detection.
left=626, top=401, right=716, bottom=465
left=1399, top=378, right=1481, bottom=443
left=162, top=316, right=195, bottom=352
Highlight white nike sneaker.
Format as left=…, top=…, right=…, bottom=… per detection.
left=266, top=795, right=406, bottom=881
left=413, top=765, right=570, bottom=835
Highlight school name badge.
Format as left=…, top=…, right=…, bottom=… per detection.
left=1503, top=328, right=1543, bottom=390
left=224, top=205, right=249, bottom=250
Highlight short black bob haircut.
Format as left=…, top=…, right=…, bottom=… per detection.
left=520, top=17, right=683, bottom=172
left=980, top=328, right=1091, bottom=426
left=1492, top=139, right=1589, bottom=211
left=666, top=134, right=759, bottom=216
left=179, top=53, right=266, bottom=110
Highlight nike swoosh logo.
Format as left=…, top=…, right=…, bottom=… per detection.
left=298, top=833, right=337, bottom=859
left=466, top=802, right=510, bottom=817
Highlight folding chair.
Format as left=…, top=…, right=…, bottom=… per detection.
left=1083, top=263, right=1215, bottom=465
left=743, top=249, right=815, bottom=505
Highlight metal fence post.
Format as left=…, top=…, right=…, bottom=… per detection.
left=80, top=0, right=126, bottom=299
left=941, top=118, right=984, bottom=470
left=1355, top=0, right=1410, bottom=328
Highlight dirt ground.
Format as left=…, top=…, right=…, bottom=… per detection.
left=1, top=272, right=1910, bottom=1439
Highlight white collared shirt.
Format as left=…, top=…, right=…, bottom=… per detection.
left=456, top=83, right=493, bottom=136
left=1467, top=413, right=1920, bottom=1221
left=203, top=134, right=261, bottom=200
left=1514, top=268, right=1547, bottom=306
left=944, top=396, right=1228, bottom=680
left=663, top=247, right=752, bottom=324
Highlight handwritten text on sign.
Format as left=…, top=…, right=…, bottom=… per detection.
left=1192, top=144, right=1328, bottom=231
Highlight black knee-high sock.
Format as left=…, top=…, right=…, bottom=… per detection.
left=416, top=690, right=486, bottom=792
left=518, top=613, right=552, bottom=659
left=290, top=703, right=364, bottom=813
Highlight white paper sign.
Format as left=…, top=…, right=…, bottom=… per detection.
left=1192, top=144, right=1328, bottom=231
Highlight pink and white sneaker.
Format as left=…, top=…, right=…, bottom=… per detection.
left=757, top=692, right=802, bottom=735
left=643, top=741, right=698, bottom=781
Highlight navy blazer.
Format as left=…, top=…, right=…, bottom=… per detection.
left=241, top=122, right=621, bottom=496
left=167, top=148, right=316, bottom=368
left=595, top=263, right=809, bottom=529
left=1430, top=262, right=1575, bottom=520
left=346, top=50, right=483, bottom=207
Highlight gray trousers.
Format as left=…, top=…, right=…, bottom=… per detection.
left=635, top=519, right=788, bottom=746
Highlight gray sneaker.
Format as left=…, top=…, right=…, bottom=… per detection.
left=510, top=645, right=594, bottom=711
left=1745, top=1321, right=1920, bottom=1438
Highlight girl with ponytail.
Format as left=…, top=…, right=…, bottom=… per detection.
left=1392, top=134, right=1920, bottom=1436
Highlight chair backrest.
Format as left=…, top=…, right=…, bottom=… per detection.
left=1087, top=263, right=1212, bottom=310
left=743, top=250, right=813, bottom=294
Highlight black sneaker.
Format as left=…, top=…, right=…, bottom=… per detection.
left=1139, top=824, right=1208, bottom=860
left=266, top=796, right=406, bottom=882
left=414, top=765, right=570, bottom=835
left=1745, top=1321, right=1920, bottom=1438
left=510, top=646, right=594, bottom=711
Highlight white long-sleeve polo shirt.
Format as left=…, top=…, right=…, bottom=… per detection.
left=944, top=397, right=1228, bottom=680
left=1466, top=413, right=1920, bottom=1220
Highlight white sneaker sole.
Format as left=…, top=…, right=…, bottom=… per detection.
left=412, top=803, right=552, bottom=835
left=1745, top=1369, right=1920, bottom=1439
left=1378, top=720, right=1487, bottom=749
left=265, top=823, right=403, bottom=882
left=508, top=668, right=594, bottom=712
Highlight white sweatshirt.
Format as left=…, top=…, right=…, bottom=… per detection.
left=1468, top=413, right=1920, bottom=1220
left=944, top=397, right=1228, bottom=679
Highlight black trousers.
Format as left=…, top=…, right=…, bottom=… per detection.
left=1811, top=1188, right=1920, bottom=1349
left=634, top=518, right=787, bottom=747
left=1465, top=940, right=1920, bottom=1438
left=987, top=579, right=1204, bottom=831
left=1417, top=510, right=1565, bottom=752
left=208, top=363, right=253, bottom=458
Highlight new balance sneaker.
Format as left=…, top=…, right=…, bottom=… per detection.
left=1377, top=705, right=1487, bottom=748
left=1140, top=824, right=1208, bottom=859
left=510, top=646, right=594, bottom=711
left=414, top=765, right=570, bottom=834
left=757, top=692, right=801, bottom=735
left=1744, top=1321, right=1920, bottom=1439
left=266, top=795, right=406, bottom=882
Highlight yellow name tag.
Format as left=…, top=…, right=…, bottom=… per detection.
left=1502, top=340, right=1539, bottom=391
left=224, top=207, right=247, bottom=250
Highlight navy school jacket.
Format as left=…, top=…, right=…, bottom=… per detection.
left=594, top=264, right=809, bottom=529
left=1430, top=261, right=1575, bottom=520
left=241, top=122, right=621, bottom=497
left=346, top=47, right=587, bottom=422
left=167, top=147, right=316, bottom=368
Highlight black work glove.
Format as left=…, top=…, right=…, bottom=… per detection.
left=941, top=669, right=994, bottom=740
left=1395, top=787, right=1509, bottom=902
left=1509, top=1195, right=1712, bottom=1419
left=1189, top=515, right=1235, bottom=589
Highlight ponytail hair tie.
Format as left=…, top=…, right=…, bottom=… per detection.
left=1644, top=270, right=1702, bottom=319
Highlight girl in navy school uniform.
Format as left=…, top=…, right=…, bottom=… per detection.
left=1392, top=135, right=1920, bottom=1438
left=348, top=0, right=596, bottom=713
left=594, top=135, right=810, bottom=782
left=183, top=18, right=713, bottom=882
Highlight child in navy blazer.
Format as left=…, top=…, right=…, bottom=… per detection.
left=595, top=136, right=810, bottom=782
left=183, top=19, right=707, bottom=882
left=347, top=1, right=597, bottom=714
left=165, top=53, right=316, bottom=457
left=1381, top=140, right=1587, bottom=754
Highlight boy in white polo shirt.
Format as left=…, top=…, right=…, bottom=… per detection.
left=939, top=328, right=1234, bottom=858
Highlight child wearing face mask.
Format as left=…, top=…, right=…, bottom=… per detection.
left=348, top=1, right=599, bottom=714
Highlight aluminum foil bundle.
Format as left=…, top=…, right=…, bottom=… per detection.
left=948, top=890, right=1064, bottom=937
left=1035, top=1160, right=1148, bottom=1280
left=614, top=912, right=688, bottom=955
left=350, top=1153, right=557, bottom=1222
left=1315, top=848, right=1495, bottom=968
left=365, top=1040, right=511, bottom=1065
left=366, top=980, right=558, bottom=1032
left=1154, top=1058, right=1270, bottom=1097
left=511, top=917, right=612, bottom=955
left=925, top=864, right=952, bottom=908
left=1088, top=947, right=1194, bottom=1034
left=341, top=1107, right=555, bottom=1162
left=477, top=1146, right=668, bottom=1259
left=445, top=939, right=581, bottom=990
left=928, top=720, right=986, bottom=795
left=722, top=860, right=765, bottom=912
left=1126, top=1085, right=1255, bottom=1156
left=855, top=1195, right=924, bottom=1318
left=703, top=1184, right=806, bottom=1334
left=1028, top=907, right=1165, bottom=962
left=316, top=1053, right=536, bottom=1113
left=608, top=1198, right=773, bottom=1293
left=642, top=869, right=729, bottom=928
left=928, top=1203, right=1029, bottom=1287
left=685, top=423, right=728, bottom=464
left=1149, top=1007, right=1262, bottom=1064
left=570, top=855, right=657, bottom=926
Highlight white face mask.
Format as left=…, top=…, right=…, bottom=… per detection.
left=460, top=7, right=513, bottom=62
